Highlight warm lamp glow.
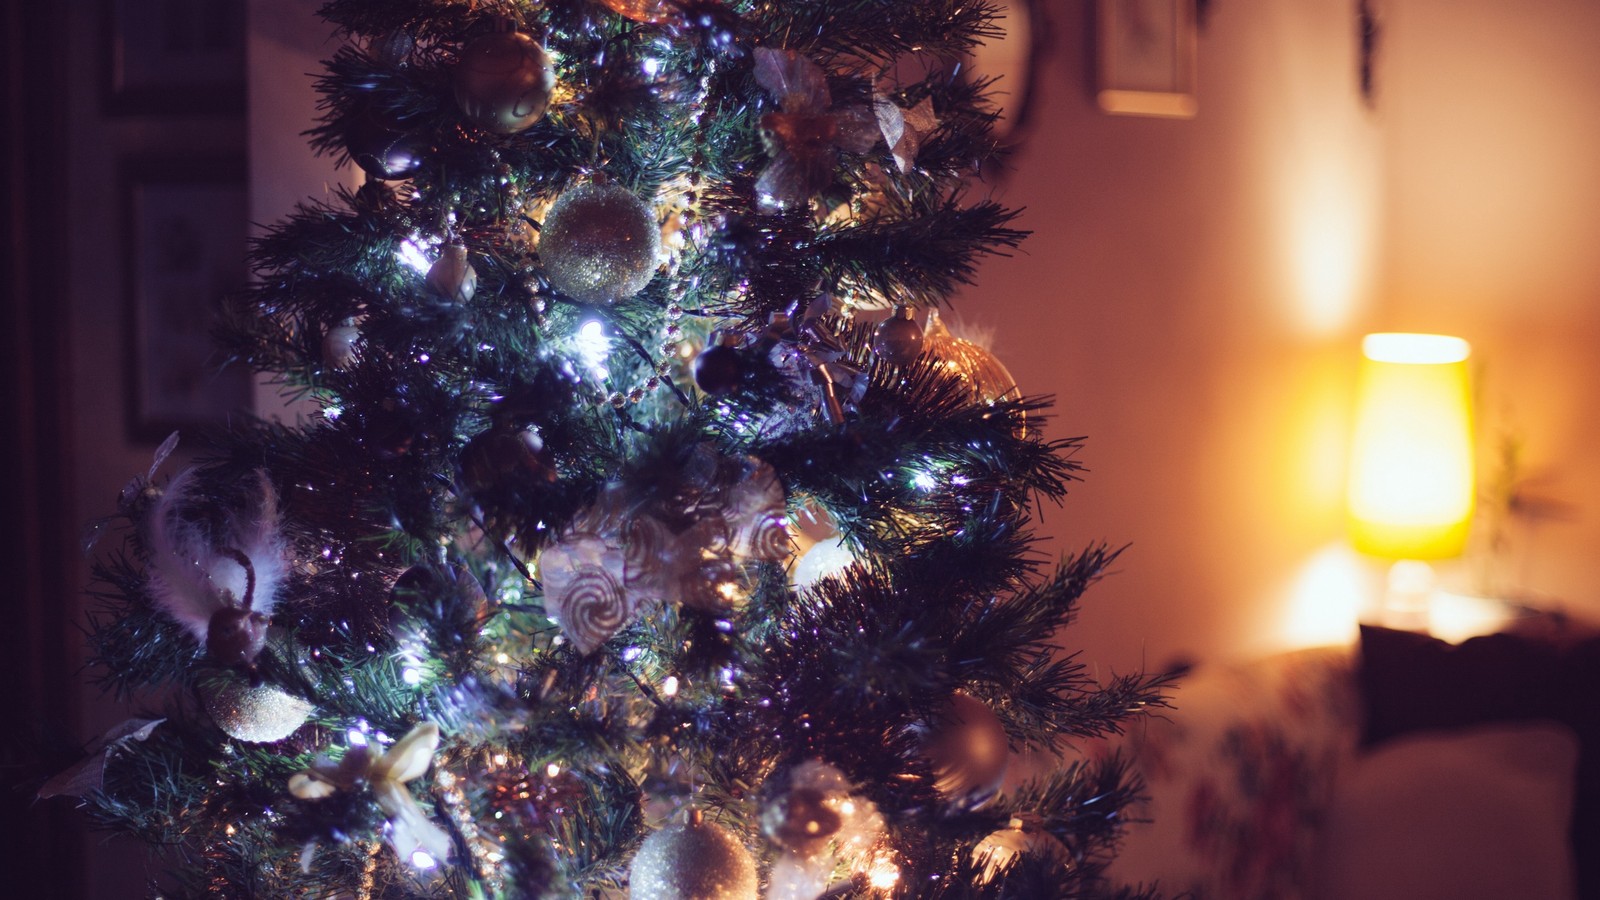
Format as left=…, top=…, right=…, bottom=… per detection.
left=1346, top=333, right=1474, bottom=559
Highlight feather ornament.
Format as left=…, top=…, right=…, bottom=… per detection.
left=144, top=468, right=290, bottom=668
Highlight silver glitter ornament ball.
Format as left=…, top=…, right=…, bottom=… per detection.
left=629, top=816, right=759, bottom=900
left=539, top=182, right=661, bottom=304
left=201, top=676, right=314, bottom=743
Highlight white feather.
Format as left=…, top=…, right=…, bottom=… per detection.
left=145, top=468, right=290, bottom=641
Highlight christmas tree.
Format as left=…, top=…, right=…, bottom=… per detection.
left=52, top=1, right=1172, bottom=897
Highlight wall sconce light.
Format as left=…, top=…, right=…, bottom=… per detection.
left=1347, top=333, right=1474, bottom=628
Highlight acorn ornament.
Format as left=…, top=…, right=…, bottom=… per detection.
left=919, top=692, right=1009, bottom=805
left=539, top=182, right=661, bottom=304
left=872, top=304, right=924, bottom=365
left=629, top=810, right=759, bottom=900
left=200, top=673, right=314, bottom=743
left=454, top=29, right=555, bottom=134
left=426, top=241, right=478, bottom=302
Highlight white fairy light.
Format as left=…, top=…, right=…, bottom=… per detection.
left=410, top=849, right=437, bottom=869
left=395, top=238, right=433, bottom=274
left=661, top=675, right=680, bottom=697
left=865, top=850, right=901, bottom=890
left=575, top=320, right=611, bottom=379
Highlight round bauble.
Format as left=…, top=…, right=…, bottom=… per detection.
left=922, top=314, right=1020, bottom=406
left=972, top=818, right=1071, bottom=883
left=369, top=28, right=415, bottom=66
left=920, top=692, right=1009, bottom=805
left=760, top=786, right=843, bottom=857
left=871, top=304, right=925, bottom=366
left=425, top=241, right=477, bottom=302
left=692, top=340, right=744, bottom=395
left=388, top=563, right=492, bottom=644
left=595, top=0, right=674, bottom=24
left=539, top=182, right=661, bottom=304
left=201, top=675, right=314, bottom=743
left=460, top=425, right=556, bottom=494
left=345, top=108, right=428, bottom=181
left=454, top=31, right=555, bottom=134
left=629, top=815, right=759, bottom=900
left=323, top=318, right=362, bottom=369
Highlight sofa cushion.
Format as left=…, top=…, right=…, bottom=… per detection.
left=1312, top=722, right=1579, bottom=900
left=1358, top=623, right=1600, bottom=899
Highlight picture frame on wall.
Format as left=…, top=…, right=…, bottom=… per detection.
left=1096, top=0, right=1199, bottom=118
left=121, top=157, right=252, bottom=442
left=102, top=0, right=246, bottom=115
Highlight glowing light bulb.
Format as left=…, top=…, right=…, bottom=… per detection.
left=575, top=320, right=611, bottom=378
left=865, top=851, right=900, bottom=890
left=395, top=238, right=433, bottom=274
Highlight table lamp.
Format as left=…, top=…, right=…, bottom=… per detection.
left=1346, top=333, right=1474, bottom=629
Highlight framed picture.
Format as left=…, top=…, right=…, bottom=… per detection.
left=102, top=0, right=246, bottom=115
left=1096, top=0, right=1198, bottom=118
left=121, top=157, right=252, bottom=442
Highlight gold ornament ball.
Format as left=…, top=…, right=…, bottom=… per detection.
left=454, top=31, right=555, bottom=134
left=972, top=819, right=1071, bottom=883
left=922, top=313, right=1023, bottom=424
left=921, top=692, right=1009, bottom=804
left=595, top=0, right=675, bottom=24
left=629, top=817, right=759, bottom=900
left=760, top=786, right=844, bottom=857
left=201, top=676, right=314, bottom=743
left=539, top=182, right=661, bottom=304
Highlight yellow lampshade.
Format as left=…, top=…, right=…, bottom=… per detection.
left=1346, top=333, right=1474, bottom=559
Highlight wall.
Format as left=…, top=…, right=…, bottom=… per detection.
left=969, top=0, right=1384, bottom=675
left=60, top=0, right=248, bottom=894
left=974, top=0, right=1600, bottom=677
left=1379, top=0, right=1600, bottom=614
